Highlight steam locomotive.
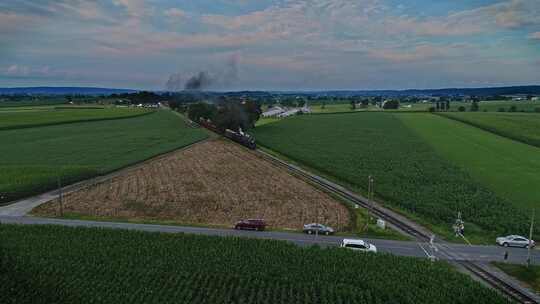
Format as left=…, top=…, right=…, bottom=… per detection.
left=199, top=119, right=257, bottom=150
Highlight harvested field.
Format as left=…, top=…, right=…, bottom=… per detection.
left=33, top=139, right=350, bottom=231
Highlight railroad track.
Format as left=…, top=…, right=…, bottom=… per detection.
left=257, top=148, right=538, bottom=304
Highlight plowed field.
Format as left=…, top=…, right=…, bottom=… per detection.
left=33, top=140, right=350, bottom=231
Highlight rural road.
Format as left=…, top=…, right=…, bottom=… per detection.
left=1, top=215, right=538, bottom=265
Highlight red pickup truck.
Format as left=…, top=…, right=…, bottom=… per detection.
left=234, top=219, right=266, bottom=231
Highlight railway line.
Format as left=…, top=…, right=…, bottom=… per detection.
left=256, top=148, right=539, bottom=304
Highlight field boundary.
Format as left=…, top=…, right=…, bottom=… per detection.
left=0, top=136, right=210, bottom=211
left=0, top=109, right=155, bottom=131
left=435, top=113, right=540, bottom=148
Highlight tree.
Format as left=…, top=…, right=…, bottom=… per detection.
left=458, top=106, right=466, bottom=112
left=360, top=99, right=369, bottom=108
left=445, top=101, right=450, bottom=111
left=509, top=105, right=517, bottom=112
left=214, top=102, right=249, bottom=132
left=350, top=100, right=356, bottom=110
left=470, top=101, right=479, bottom=112
left=383, top=100, right=399, bottom=110
left=241, top=100, right=262, bottom=128
left=187, top=102, right=217, bottom=122
left=321, top=102, right=326, bottom=109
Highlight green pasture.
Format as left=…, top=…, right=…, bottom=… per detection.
left=439, top=112, right=540, bottom=147
left=399, top=113, right=540, bottom=211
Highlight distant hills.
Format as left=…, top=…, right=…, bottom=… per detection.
left=0, top=87, right=137, bottom=95
left=296, top=85, right=540, bottom=97
left=0, top=85, right=539, bottom=96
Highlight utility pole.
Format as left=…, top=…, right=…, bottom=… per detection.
left=364, top=175, right=375, bottom=231
left=367, top=175, right=372, bottom=219
left=370, top=176, right=374, bottom=219
left=528, top=209, right=535, bottom=267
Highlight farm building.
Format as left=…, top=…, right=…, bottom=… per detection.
left=301, top=105, right=312, bottom=114
left=278, top=109, right=300, bottom=118
left=262, top=106, right=285, bottom=117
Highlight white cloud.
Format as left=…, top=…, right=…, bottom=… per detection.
left=113, top=0, right=153, bottom=18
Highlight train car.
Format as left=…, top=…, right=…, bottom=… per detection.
left=199, top=118, right=257, bottom=150
left=224, top=129, right=256, bottom=150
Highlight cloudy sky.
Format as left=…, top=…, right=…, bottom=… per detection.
left=1, top=0, right=539, bottom=90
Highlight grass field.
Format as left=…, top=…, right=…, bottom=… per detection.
left=0, top=107, right=151, bottom=130
left=33, top=139, right=351, bottom=232
left=439, top=112, right=540, bottom=147
left=0, top=98, right=67, bottom=108
left=252, top=112, right=534, bottom=242
left=399, top=114, right=540, bottom=212
left=0, top=224, right=506, bottom=304
left=450, top=100, right=540, bottom=112
left=0, top=110, right=208, bottom=204
left=493, top=263, right=540, bottom=293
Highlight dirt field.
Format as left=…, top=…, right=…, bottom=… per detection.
left=33, top=139, right=351, bottom=231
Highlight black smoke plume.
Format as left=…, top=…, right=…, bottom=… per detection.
left=165, top=54, right=239, bottom=92
left=185, top=71, right=215, bottom=91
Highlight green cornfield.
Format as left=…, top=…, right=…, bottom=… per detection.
left=0, top=107, right=152, bottom=130
left=0, top=110, right=208, bottom=204
left=0, top=224, right=508, bottom=304
left=252, top=112, right=533, bottom=241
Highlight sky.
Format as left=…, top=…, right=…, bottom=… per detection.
left=0, top=0, right=539, bottom=91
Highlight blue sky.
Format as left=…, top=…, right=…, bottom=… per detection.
left=0, top=0, right=539, bottom=90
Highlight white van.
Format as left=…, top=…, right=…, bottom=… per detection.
left=340, top=239, right=377, bottom=253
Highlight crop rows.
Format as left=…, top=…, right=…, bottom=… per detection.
left=33, top=140, right=350, bottom=231
left=0, top=224, right=508, bottom=304
left=0, top=111, right=208, bottom=204
left=439, top=112, right=540, bottom=148
left=0, top=107, right=151, bottom=130
left=252, top=112, right=534, bottom=240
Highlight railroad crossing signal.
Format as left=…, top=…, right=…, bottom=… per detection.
left=453, top=212, right=464, bottom=237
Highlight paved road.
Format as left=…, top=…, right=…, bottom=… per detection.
left=1, top=215, right=538, bottom=265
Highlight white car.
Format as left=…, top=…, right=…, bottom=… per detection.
left=496, top=235, right=535, bottom=248
left=340, top=239, right=377, bottom=253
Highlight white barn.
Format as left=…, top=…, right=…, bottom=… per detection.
left=262, top=106, right=285, bottom=117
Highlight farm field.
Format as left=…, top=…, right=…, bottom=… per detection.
left=252, top=112, right=534, bottom=242
left=0, top=224, right=507, bottom=304
left=0, top=98, right=67, bottom=108
left=0, top=110, right=208, bottom=205
left=310, top=103, right=363, bottom=113
left=439, top=112, right=540, bottom=147
left=398, top=113, right=540, bottom=211
left=33, top=139, right=350, bottom=231
left=450, top=100, right=540, bottom=112
left=479, top=100, right=540, bottom=112
left=0, top=107, right=150, bottom=130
